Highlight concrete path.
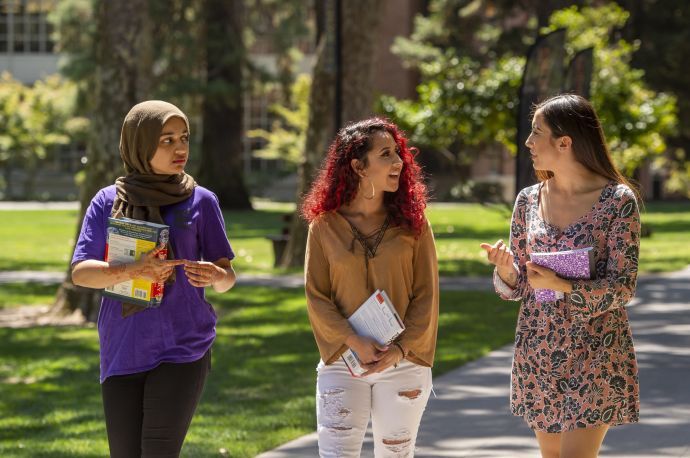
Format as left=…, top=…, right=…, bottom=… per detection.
left=258, top=266, right=690, bottom=458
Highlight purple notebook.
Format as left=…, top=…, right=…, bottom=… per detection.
left=529, top=247, right=594, bottom=302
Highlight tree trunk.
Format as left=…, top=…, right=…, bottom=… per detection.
left=280, top=0, right=382, bottom=267
left=339, top=0, right=383, bottom=123
left=197, top=0, right=252, bottom=210
left=51, top=0, right=153, bottom=320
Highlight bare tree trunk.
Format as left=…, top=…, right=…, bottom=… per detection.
left=279, top=36, right=336, bottom=267
left=197, top=0, right=252, bottom=210
left=340, top=0, right=382, bottom=123
left=280, top=0, right=382, bottom=267
left=52, top=0, right=153, bottom=321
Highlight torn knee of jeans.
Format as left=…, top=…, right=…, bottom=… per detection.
left=398, top=389, right=422, bottom=400
left=327, top=425, right=352, bottom=431
left=382, top=434, right=412, bottom=454
left=321, top=388, right=345, bottom=397
left=320, top=386, right=352, bottom=423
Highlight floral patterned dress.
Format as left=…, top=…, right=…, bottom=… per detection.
left=494, top=180, right=640, bottom=433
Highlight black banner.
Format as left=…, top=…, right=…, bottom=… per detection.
left=515, top=29, right=566, bottom=196
left=565, top=47, right=594, bottom=99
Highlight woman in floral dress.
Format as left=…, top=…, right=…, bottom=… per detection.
left=481, top=94, right=640, bottom=458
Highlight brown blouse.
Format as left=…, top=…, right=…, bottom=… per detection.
left=305, top=211, right=439, bottom=367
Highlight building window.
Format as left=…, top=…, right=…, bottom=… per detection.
left=0, top=0, right=55, bottom=54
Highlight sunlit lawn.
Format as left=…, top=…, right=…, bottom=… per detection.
left=1, top=200, right=687, bottom=277
left=0, top=283, right=57, bottom=309
left=1, top=198, right=687, bottom=456
left=0, top=286, right=517, bottom=457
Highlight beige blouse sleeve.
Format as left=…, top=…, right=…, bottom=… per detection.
left=304, top=221, right=354, bottom=363
left=397, top=220, right=439, bottom=367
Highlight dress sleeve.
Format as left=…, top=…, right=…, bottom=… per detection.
left=304, top=221, right=354, bottom=364
left=493, top=189, right=530, bottom=301
left=397, top=220, right=439, bottom=367
left=567, top=187, right=640, bottom=319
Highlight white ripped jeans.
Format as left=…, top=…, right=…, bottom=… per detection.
left=316, top=358, right=432, bottom=457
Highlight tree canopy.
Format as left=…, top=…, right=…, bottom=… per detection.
left=379, top=2, right=679, bottom=194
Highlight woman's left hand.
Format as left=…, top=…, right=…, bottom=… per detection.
left=526, top=261, right=571, bottom=293
left=361, top=345, right=404, bottom=377
left=183, top=260, right=226, bottom=288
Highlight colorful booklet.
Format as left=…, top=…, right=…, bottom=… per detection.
left=529, top=246, right=594, bottom=302
left=103, top=217, right=170, bottom=308
left=341, top=289, right=405, bottom=377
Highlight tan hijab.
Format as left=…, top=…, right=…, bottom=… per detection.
left=112, top=100, right=196, bottom=221
left=112, top=100, right=196, bottom=316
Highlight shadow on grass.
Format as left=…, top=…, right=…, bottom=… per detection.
left=0, top=259, right=67, bottom=272
left=223, top=209, right=294, bottom=239
left=0, top=283, right=59, bottom=309
left=640, top=256, right=690, bottom=272
left=0, top=326, right=106, bottom=457
left=641, top=220, right=690, bottom=234
left=643, top=201, right=690, bottom=214
left=433, top=227, right=506, bottom=240
left=0, top=285, right=519, bottom=457
left=438, top=258, right=494, bottom=277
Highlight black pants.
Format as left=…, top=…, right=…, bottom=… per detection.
left=101, top=351, right=211, bottom=458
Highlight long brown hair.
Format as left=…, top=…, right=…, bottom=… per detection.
left=533, top=94, right=640, bottom=201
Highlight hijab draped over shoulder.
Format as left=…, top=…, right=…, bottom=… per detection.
left=111, top=100, right=196, bottom=317
left=112, top=100, right=196, bottom=221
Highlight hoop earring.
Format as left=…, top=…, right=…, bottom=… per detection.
left=358, top=176, right=375, bottom=200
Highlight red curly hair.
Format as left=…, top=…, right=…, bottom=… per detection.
left=301, top=117, right=428, bottom=235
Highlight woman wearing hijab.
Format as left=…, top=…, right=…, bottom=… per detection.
left=72, top=100, right=236, bottom=457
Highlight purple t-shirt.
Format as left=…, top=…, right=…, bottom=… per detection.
left=72, top=185, right=234, bottom=382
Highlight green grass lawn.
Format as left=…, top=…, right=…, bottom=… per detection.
left=0, top=285, right=518, bottom=457
left=0, top=283, right=58, bottom=309
left=1, top=200, right=687, bottom=277
left=1, top=199, right=687, bottom=456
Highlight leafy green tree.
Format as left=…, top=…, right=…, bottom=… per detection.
left=247, top=73, right=310, bottom=167
left=0, top=74, right=86, bottom=199
left=546, top=4, right=677, bottom=176
left=246, top=0, right=312, bottom=104
left=380, top=2, right=678, bottom=191
left=618, top=0, right=690, bottom=197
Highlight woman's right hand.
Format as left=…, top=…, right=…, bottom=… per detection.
left=480, top=239, right=519, bottom=287
left=480, top=239, right=514, bottom=269
left=345, top=334, right=388, bottom=366
left=129, top=245, right=183, bottom=283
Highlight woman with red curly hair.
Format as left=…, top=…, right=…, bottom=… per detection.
left=303, top=117, right=439, bottom=457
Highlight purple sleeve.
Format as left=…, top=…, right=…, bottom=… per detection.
left=199, top=191, right=235, bottom=262
left=71, top=189, right=109, bottom=266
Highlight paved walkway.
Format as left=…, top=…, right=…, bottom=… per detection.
left=258, top=267, right=690, bottom=458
